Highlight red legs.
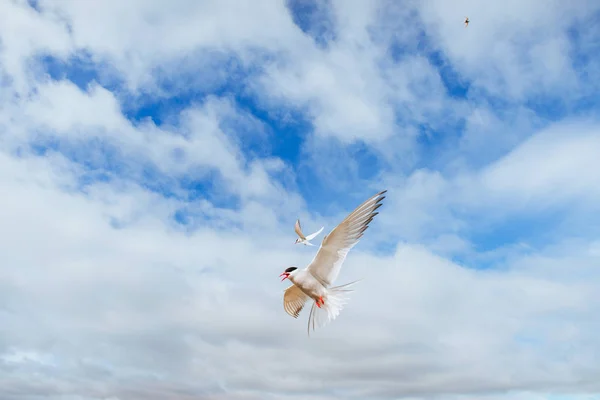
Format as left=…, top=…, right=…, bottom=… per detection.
left=315, top=296, right=325, bottom=308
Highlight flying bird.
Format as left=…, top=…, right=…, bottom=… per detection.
left=464, top=17, right=469, bottom=27
left=280, top=190, right=387, bottom=335
left=294, top=219, right=324, bottom=246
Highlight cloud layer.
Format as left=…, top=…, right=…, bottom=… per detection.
left=1, top=1, right=600, bottom=399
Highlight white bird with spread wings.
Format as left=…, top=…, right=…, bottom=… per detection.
left=280, top=190, right=387, bottom=335
left=294, top=219, right=324, bottom=246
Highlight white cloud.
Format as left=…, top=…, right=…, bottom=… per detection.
left=417, top=0, right=597, bottom=100
left=379, top=119, right=600, bottom=246
left=1, top=1, right=599, bottom=399
left=2, top=152, right=599, bottom=398
left=478, top=120, right=600, bottom=209
left=16, top=0, right=455, bottom=147
left=3, top=77, right=301, bottom=215
left=0, top=0, right=72, bottom=91
left=35, top=0, right=303, bottom=90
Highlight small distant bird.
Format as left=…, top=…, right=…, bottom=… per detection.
left=294, top=219, right=324, bottom=246
left=464, top=17, right=469, bottom=27
left=280, top=190, right=387, bottom=335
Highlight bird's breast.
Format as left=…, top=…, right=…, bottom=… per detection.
left=290, top=272, right=326, bottom=299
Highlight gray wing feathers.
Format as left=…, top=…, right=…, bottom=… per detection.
left=283, top=284, right=309, bottom=318
left=306, top=190, right=386, bottom=287
left=294, top=219, right=305, bottom=239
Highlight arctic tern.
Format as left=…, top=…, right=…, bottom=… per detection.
left=294, top=219, right=324, bottom=246
left=280, top=190, right=387, bottom=335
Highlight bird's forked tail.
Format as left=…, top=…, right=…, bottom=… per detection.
left=307, top=280, right=360, bottom=336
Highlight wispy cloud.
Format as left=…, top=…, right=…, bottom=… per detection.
left=1, top=0, right=600, bottom=399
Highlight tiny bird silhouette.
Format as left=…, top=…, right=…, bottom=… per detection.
left=464, top=17, right=469, bottom=27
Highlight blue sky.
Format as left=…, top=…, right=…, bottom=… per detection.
left=1, top=1, right=600, bottom=399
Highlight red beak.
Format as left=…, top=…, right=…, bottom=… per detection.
left=279, top=272, right=289, bottom=281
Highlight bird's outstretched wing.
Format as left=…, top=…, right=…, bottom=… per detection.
left=306, top=190, right=386, bottom=287
left=304, top=226, right=324, bottom=241
left=294, top=219, right=305, bottom=240
left=283, top=284, right=309, bottom=318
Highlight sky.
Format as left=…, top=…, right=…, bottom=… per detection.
left=1, top=0, right=600, bottom=399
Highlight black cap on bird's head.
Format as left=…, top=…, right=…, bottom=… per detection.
left=279, top=266, right=297, bottom=281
